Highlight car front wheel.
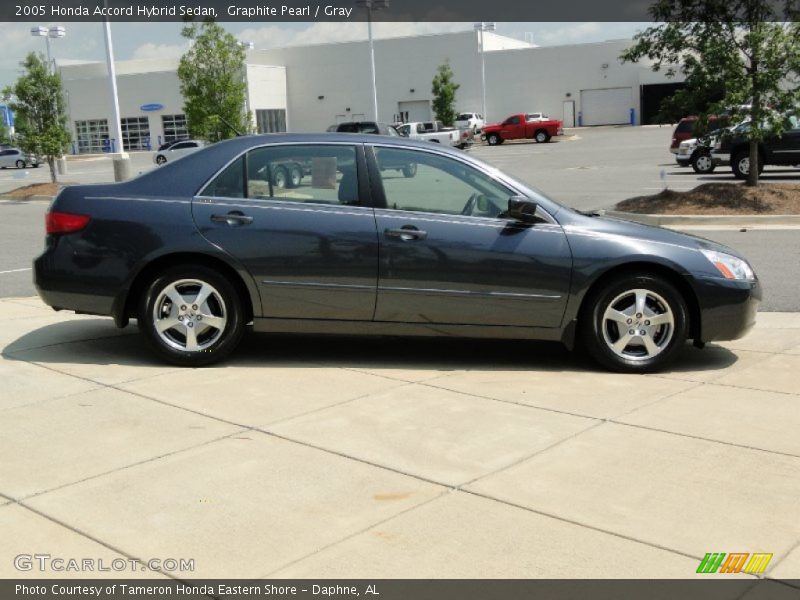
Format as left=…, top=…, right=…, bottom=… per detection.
left=139, top=265, right=245, bottom=366
left=156, top=155, right=167, bottom=165
left=691, top=151, right=715, bottom=174
left=581, top=274, right=688, bottom=373
left=15, top=160, right=25, bottom=168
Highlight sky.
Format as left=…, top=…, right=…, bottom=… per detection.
left=0, top=21, right=647, bottom=92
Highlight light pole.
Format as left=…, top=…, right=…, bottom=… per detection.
left=101, top=15, right=130, bottom=181
left=474, top=22, right=495, bottom=122
left=356, top=0, right=389, bottom=122
left=30, top=25, right=65, bottom=74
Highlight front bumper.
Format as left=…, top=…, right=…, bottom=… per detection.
left=696, top=276, right=761, bottom=343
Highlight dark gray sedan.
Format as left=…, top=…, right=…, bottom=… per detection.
left=34, top=134, right=760, bottom=372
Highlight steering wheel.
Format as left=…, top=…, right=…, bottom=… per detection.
left=461, top=193, right=479, bottom=216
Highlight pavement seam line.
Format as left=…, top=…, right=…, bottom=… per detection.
left=16, top=429, right=250, bottom=503
left=603, top=380, right=705, bottom=421
left=2, top=331, right=138, bottom=357
left=648, top=374, right=800, bottom=398
left=6, top=500, right=185, bottom=583
left=258, top=489, right=454, bottom=578
left=459, top=487, right=756, bottom=574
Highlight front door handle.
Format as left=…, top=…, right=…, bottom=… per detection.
left=211, top=211, right=253, bottom=226
left=384, top=226, right=427, bottom=241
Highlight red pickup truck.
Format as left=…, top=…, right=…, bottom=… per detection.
left=482, top=113, right=564, bottom=145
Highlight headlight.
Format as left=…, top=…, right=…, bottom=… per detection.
left=700, top=249, right=756, bottom=281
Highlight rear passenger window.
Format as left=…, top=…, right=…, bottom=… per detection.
left=203, top=157, right=245, bottom=198
left=245, top=145, right=359, bottom=206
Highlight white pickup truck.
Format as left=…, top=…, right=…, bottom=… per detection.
left=396, top=121, right=472, bottom=149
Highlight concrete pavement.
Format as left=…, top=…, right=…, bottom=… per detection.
left=2, top=296, right=799, bottom=580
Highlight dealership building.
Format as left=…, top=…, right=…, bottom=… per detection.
left=58, top=30, right=683, bottom=154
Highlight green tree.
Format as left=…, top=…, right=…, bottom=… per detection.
left=2, top=53, right=71, bottom=183
left=431, top=60, right=460, bottom=126
left=621, top=0, right=800, bottom=186
left=0, top=122, right=11, bottom=146
left=178, top=20, right=251, bottom=142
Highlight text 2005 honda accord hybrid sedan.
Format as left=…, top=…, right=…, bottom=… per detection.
left=35, top=134, right=761, bottom=372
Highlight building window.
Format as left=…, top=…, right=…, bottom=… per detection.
left=74, top=119, right=109, bottom=154
left=120, top=116, right=151, bottom=151
left=161, top=114, right=188, bottom=144
left=256, top=109, right=287, bottom=134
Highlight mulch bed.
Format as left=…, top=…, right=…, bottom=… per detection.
left=3, top=182, right=75, bottom=199
left=615, top=183, right=800, bottom=215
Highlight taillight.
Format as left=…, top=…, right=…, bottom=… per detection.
left=46, top=211, right=91, bottom=234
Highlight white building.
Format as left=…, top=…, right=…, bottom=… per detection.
left=58, top=30, right=682, bottom=154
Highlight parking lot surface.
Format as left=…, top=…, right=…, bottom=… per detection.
left=2, top=296, right=800, bottom=579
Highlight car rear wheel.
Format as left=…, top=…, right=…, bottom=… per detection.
left=15, top=160, right=25, bottom=169
left=402, top=163, right=417, bottom=178
left=534, top=130, right=550, bottom=143
left=581, top=274, right=688, bottom=373
left=272, top=166, right=289, bottom=189
left=139, top=265, right=245, bottom=366
left=486, top=133, right=502, bottom=146
left=288, top=165, right=302, bottom=188
left=691, top=151, right=715, bottom=174
left=731, top=150, right=763, bottom=180
left=156, top=155, right=167, bottom=165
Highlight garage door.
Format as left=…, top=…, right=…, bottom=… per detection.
left=580, top=87, right=633, bottom=126
left=398, top=100, right=432, bottom=123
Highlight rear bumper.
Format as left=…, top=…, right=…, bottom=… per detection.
left=696, top=277, right=761, bottom=343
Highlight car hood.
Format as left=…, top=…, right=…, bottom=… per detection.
left=561, top=211, right=745, bottom=258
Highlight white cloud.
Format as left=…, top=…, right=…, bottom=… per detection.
left=132, top=42, right=187, bottom=60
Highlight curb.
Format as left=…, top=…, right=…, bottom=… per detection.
left=604, top=210, right=800, bottom=227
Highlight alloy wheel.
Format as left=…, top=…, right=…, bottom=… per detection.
left=600, top=288, right=675, bottom=361
left=695, top=154, right=712, bottom=172
left=152, top=279, right=227, bottom=352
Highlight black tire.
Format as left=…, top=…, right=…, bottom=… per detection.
left=138, top=265, right=245, bottom=367
left=15, top=160, right=25, bottom=169
left=402, top=163, right=417, bottom=178
left=288, top=164, right=302, bottom=188
left=580, top=273, right=689, bottom=373
left=534, top=129, right=550, bottom=143
left=486, top=133, right=502, bottom=146
left=156, top=155, right=167, bottom=165
left=731, top=150, right=763, bottom=180
left=691, top=151, right=715, bottom=174
left=272, top=166, right=289, bottom=189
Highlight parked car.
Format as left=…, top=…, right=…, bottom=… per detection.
left=157, top=139, right=189, bottom=151
left=676, top=138, right=717, bottom=174
left=454, top=112, right=485, bottom=133
left=153, top=140, right=204, bottom=165
left=670, top=115, right=725, bottom=161
left=34, top=133, right=760, bottom=373
left=712, top=114, right=800, bottom=179
left=482, top=113, right=563, bottom=145
left=0, top=147, right=39, bottom=169
left=328, top=121, right=400, bottom=136
left=396, top=120, right=473, bottom=149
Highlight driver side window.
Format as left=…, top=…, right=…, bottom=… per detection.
left=373, top=147, right=514, bottom=218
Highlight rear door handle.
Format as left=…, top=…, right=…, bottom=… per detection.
left=211, top=211, right=253, bottom=226
left=384, top=226, right=427, bottom=241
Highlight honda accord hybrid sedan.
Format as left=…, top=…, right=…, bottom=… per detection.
left=34, top=133, right=760, bottom=372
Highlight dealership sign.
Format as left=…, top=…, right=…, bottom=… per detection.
left=140, top=103, right=164, bottom=112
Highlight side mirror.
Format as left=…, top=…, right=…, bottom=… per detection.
left=506, top=196, right=539, bottom=223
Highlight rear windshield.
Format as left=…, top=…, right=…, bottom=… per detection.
left=456, top=114, right=472, bottom=120
left=675, top=120, right=696, bottom=133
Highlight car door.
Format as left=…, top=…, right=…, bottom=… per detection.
left=0, top=149, right=10, bottom=167
left=771, top=115, right=800, bottom=165
left=500, top=116, right=522, bottom=140
left=368, top=144, right=572, bottom=328
left=193, top=143, right=379, bottom=320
